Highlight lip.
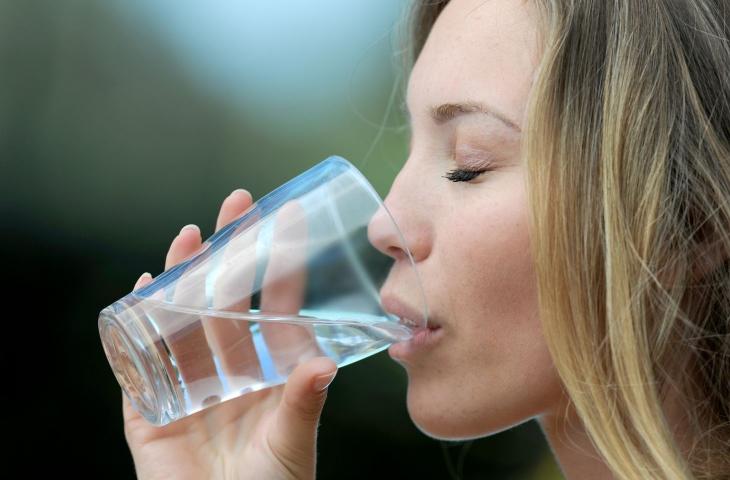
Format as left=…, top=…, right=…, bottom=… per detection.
left=387, top=325, right=444, bottom=360
left=380, top=294, right=443, bottom=361
left=380, top=294, right=436, bottom=330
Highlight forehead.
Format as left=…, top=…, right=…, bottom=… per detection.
left=406, top=0, right=540, bottom=128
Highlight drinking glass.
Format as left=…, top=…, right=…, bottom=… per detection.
left=98, top=155, right=428, bottom=426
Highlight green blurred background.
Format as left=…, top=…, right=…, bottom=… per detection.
left=3, top=1, right=563, bottom=478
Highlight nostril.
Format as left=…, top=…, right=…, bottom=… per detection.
left=387, top=246, right=406, bottom=261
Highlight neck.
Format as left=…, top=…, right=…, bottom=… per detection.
left=537, top=387, right=695, bottom=480
left=537, top=401, right=616, bottom=480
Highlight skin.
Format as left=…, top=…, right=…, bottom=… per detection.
left=374, top=0, right=563, bottom=441
left=368, top=0, right=617, bottom=477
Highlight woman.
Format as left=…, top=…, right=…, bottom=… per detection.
left=123, top=0, right=730, bottom=478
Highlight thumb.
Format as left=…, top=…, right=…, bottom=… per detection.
left=268, top=356, right=337, bottom=465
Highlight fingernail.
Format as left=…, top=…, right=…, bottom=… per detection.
left=180, top=224, right=199, bottom=234
left=313, top=371, right=337, bottom=392
left=229, top=188, right=251, bottom=198
left=134, top=272, right=152, bottom=289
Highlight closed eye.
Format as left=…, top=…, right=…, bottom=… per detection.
left=442, top=167, right=491, bottom=182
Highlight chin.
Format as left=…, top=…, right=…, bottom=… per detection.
left=404, top=385, right=537, bottom=441
left=405, top=389, right=479, bottom=441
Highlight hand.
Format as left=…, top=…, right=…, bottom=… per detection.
left=122, top=189, right=338, bottom=480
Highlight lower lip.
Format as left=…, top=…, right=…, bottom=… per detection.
left=388, top=326, right=444, bottom=360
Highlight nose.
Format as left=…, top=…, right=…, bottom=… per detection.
left=366, top=178, right=431, bottom=264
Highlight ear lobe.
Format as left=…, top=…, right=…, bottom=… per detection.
left=689, top=237, right=729, bottom=282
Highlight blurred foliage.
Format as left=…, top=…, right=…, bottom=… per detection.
left=3, top=1, right=563, bottom=478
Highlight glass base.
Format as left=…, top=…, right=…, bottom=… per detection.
left=99, top=308, right=176, bottom=425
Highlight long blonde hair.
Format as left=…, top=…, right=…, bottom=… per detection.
left=401, top=1, right=730, bottom=478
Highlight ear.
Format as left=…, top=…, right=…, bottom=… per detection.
left=690, top=236, right=729, bottom=282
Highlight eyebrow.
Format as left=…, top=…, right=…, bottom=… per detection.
left=401, top=100, right=521, bottom=133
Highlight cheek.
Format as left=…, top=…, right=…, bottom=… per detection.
left=404, top=187, right=564, bottom=439
left=446, top=186, right=536, bottom=343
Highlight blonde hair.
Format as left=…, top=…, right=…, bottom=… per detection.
left=401, top=1, right=730, bottom=478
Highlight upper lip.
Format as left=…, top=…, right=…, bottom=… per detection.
left=380, top=294, right=439, bottom=330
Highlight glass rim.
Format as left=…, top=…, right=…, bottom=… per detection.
left=325, top=155, right=430, bottom=327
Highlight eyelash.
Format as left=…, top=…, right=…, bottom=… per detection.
left=442, top=166, right=492, bottom=182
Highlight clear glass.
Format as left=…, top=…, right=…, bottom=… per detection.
left=98, top=155, right=428, bottom=426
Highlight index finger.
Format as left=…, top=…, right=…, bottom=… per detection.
left=257, top=200, right=323, bottom=377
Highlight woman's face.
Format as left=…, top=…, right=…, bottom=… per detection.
left=370, top=0, right=565, bottom=440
